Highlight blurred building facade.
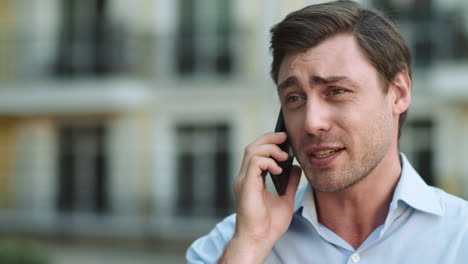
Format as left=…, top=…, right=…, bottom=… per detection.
left=0, top=0, right=467, bottom=243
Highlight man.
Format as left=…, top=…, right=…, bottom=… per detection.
left=186, top=1, right=468, bottom=263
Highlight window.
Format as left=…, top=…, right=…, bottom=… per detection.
left=176, top=0, right=233, bottom=76
left=372, top=0, right=433, bottom=20
left=54, top=0, right=125, bottom=76
left=372, top=0, right=468, bottom=65
left=57, top=121, right=108, bottom=214
left=175, top=123, right=232, bottom=217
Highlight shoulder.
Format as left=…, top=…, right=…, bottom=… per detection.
left=433, top=187, right=468, bottom=218
left=431, top=187, right=468, bottom=236
left=186, top=185, right=309, bottom=263
left=432, top=188, right=468, bottom=261
left=186, top=214, right=236, bottom=264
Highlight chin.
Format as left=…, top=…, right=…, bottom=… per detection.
left=305, top=166, right=367, bottom=193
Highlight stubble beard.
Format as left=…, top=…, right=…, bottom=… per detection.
left=294, top=114, right=393, bottom=193
left=305, top=143, right=389, bottom=192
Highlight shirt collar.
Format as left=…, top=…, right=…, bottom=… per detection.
left=390, top=153, right=443, bottom=216
left=293, top=153, right=443, bottom=217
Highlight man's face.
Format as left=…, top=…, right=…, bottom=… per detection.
left=277, top=33, right=397, bottom=192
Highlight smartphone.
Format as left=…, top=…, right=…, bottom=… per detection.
left=269, top=110, right=295, bottom=195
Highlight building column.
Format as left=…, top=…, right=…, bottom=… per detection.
left=0, top=117, right=18, bottom=209
left=14, top=118, right=57, bottom=220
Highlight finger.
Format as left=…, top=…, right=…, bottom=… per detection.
left=247, top=156, right=283, bottom=178
left=235, top=156, right=282, bottom=194
left=284, top=165, right=302, bottom=201
left=239, top=139, right=289, bottom=177
left=252, top=132, right=287, bottom=146
left=245, top=144, right=289, bottom=162
left=243, top=157, right=283, bottom=191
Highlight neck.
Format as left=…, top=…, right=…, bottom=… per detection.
left=314, top=150, right=402, bottom=249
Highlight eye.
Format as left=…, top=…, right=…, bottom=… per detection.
left=282, top=94, right=306, bottom=109
left=328, top=87, right=347, bottom=96
left=286, top=95, right=303, bottom=103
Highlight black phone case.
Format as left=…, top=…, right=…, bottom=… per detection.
left=270, top=110, right=294, bottom=195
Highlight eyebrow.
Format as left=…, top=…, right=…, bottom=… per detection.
left=311, top=75, right=349, bottom=84
left=277, top=76, right=300, bottom=92
left=277, top=75, right=356, bottom=92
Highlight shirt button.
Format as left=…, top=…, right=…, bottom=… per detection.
left=351, top=253, right=360, bottom=262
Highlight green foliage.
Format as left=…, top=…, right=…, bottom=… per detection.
left=0, top=239, right=49, bottom=264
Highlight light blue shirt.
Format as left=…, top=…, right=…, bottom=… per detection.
left=186, top=154, right=468, bottom=263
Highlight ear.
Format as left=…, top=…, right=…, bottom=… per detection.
left=388, top=71, right=411, bottom=116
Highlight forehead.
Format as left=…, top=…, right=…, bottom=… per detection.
left=277, top=33, right=380, bottom=86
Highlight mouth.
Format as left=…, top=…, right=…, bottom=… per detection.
left=307, top=147, right=345, bottom=167
left=310, top=149, right=343, bottom=158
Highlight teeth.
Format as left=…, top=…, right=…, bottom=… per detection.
left=312, top=150, right=337, bottom=158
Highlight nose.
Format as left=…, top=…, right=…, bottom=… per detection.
left=303, top=99, right=331, bottom=135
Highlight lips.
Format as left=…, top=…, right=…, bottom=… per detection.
left=311, top=149, right=340, bottom=158
left=307, top=147, right=344, bottom=167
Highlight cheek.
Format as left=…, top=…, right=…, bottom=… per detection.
left=328, top=106, right=358, bottom=134
left=331, top=102, right=388, bottom=145
left=284, top=112, right=307, bottom=152
left=284, top=114, right=303, bottom=139
left=355, top=102, right=394, bottom=146
left=343, top=95, right=391, bottom=127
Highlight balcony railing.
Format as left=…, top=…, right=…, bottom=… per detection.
left=0, top=29, right=249, bottom=83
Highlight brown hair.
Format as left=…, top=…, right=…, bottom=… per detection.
left=270, top=0, right=411, bottom=138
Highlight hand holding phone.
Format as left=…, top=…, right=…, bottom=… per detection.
left=269, top=110, right=295, bottom=195
left=226, top=113, right=301, bottom=262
